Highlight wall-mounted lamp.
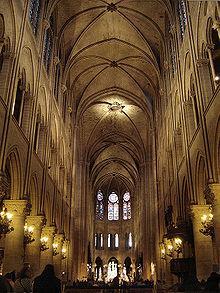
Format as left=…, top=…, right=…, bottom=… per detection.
left=52, top=243, right=59, bottom=256
left=0, top=207, right=13, bottom=238
left=174, top=237, right=182, bottom=255
left=61, top=247, right=67, bottom=259
left=40, top=236, right=49, bottom=251
left=24, top=223, right=35, bottom=245
left=200, top=212, right=214, bottom=238
left=167, top=243, right=174, bottom=257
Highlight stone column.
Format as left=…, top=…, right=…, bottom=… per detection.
left=196, top=58, right=213, bottom=107
left=3, top=199, right=27, bottom=273
left=40, top=226, right=56, bottom=271
left=61, top=240, right=69, bottom=281
left=53, top=234, right=64, bottom=278
left=24, top=215, right=44, bottom=276
left=190, top=205, right=213, bottom=280
left=205, top=183, right=220, bottom=268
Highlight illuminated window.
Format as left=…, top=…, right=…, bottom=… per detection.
left=100, top=234, right=103, bottom=249
left=123, top=191, right=131, bottom=220
left=128, top=233, right=132, bottom=248
left=108, top=234, right=111, bottom=248
left=95, top=233, right=104, bottom=250
left=108, top=192, right=119, bottom=220
left=95, top=234, right=97, bottom=249
left=115, top=234, right=119, bottom=248
left=96, top=190, right=104, bottom=220
left=178, top=0, right=187, bottom=39
left=29, top=0, right=41, bottom=34
left=125, top=232, right=133, bottom=249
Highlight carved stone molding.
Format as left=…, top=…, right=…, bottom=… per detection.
left=204, top=183, right=220, bottom=206
left=196, top=58, right=209, bottom=68
left=190, top=204, right=211, bottom=220
left=41, top=225, right=56, bottom=238
left=213, top=21, right=220, bottom=31
left=205, top=43, right=214, bottom=52
left=54, top=234, right=64, bottom=246
left=61, top=84, right=67, bottom=93
left=0, top=172, right=9, bottom=198
left=3, top=199, right=27, bottom=216
left=43, top=19, right=50, bottom=30
left=107, top=3, right=117, bottom=12
left=26, top=215, right=45, bottom=229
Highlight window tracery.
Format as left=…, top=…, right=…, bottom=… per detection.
left=123, top=191, right=131, bottom=220
left=96, top=190, right=104, bottom=220
left=178, top=0, right=187, bottom=39
left=108, top=192, right=119, bottom=220
left=29, top=0, right=41, bottom=34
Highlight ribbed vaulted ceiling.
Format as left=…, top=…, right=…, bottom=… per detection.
left=50, top=0, right=171, bottom=195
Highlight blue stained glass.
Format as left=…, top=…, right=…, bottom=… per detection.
left=108, top=203, right=114, bottom=220
left=178, top=0, right=187, bottom=39
left=29, top=0, right=41, bottom=35
left=96, top=190, right=104, bottom=220
left=43, top=29, right=53, bottom=73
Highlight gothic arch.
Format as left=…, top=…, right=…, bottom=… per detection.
left=213, top=116, right=220, bottom=182
left=29, top=174, right=39, bottom=215
left=5, top=147, right=22, bottom=199
left=195, top=152, right=207, bottom=204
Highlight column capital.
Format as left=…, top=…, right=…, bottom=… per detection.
left=42, top=225, right=56, bottom=238
left=190, top=204, right=211, bottom=219
left=213, top=21, right=220, bottom=31
left=204, top=183, right=220, bottom=205
left=54, top=233, right=64, bottom=245
left=26, top=215, right=45, bottom=228
left=3, top=199, right=27, bottom=216
left=196, top=58, right=209, bottom=67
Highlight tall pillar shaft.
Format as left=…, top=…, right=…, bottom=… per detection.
left=40, top=226, right=56, bottom=271
left=3, top=200, right=27, bottom=273
left=53, top=234, right=64, bottom=278
left=205, top=183, right=220, bottom=267
left=191, top=205, right=213, bottom=280
left=25, top=215, right=44, bottom=276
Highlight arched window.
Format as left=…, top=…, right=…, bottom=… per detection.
left=43, top=16, right=54, bottom=73
left=108, top=191, right=119, bottom=220
left=29, top=0, right=41, bottom=34
left=178, top=0, right=187, bottom=39
left=13, top=78, right=24, bottom=123
left=114, top=234, right=119, bottom=248
left=123, top=191, right=131, bottom=220
left=43, top=28, right=53, bottom=73
left=96, top=190, right=104, bottom=220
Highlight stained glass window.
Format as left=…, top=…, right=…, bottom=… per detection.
left=108, top=192, right=119, bottom=220
left=29, top=0, right=41, bottom=35
left=178, top=0, right=187, bottom=39
left=96, top=190, right=104, bottom=220
left=43, top=28, right=53, bottom=73
left=123, top=191, right=131, bottom=220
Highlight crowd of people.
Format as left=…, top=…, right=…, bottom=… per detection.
left=0, top=265, right=220, bottom=292
left=0, top=264, right=61, bottom=292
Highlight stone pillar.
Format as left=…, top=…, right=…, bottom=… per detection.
left=3, top=199, right=27, bottom=273
left=25, top=215, right=44, bottom=276
left=61, top=240, right=69, bottom=281
left=196, top=58, right=213, bottom=107
left=40, top=226, right=56, bottom=271
left=190, top=205, right=213, bottom=280
left=53, top=234, right=64, bottom=278
left=205, top=183, right=220, bottom=268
